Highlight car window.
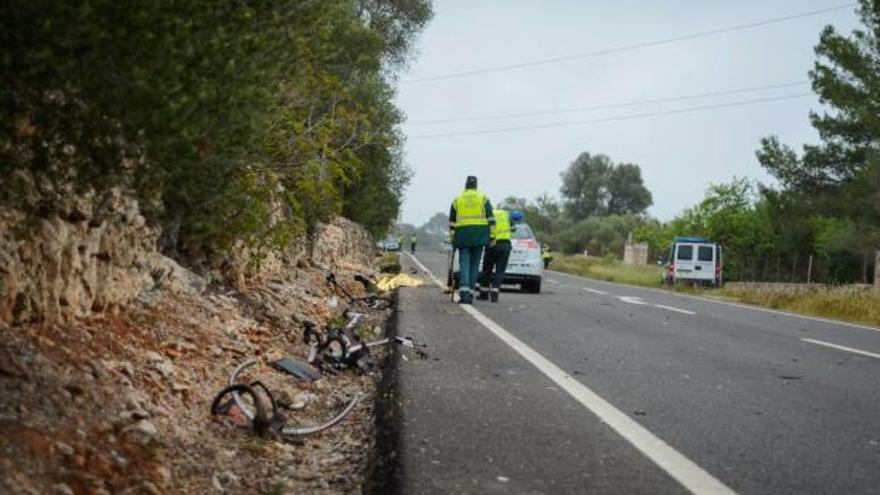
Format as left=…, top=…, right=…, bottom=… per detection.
left=511, top=224, right=535, bottom=240
left=676, top=244, right=693, bottom=261
left=698, top=246, right=714, bottom=262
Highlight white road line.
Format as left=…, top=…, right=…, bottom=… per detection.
left=406, top=253, right=737, bottom=495
left=548, top=269, right=880, bottom=333
left=801, top=338, right=880, bottom=360
left=407, top=253, right=445, bottom=287
left=582, top=287, right=609, bottom=295
left=619, top=296, right=649, bottom=305
left=655, top=304, right=697, bottom=316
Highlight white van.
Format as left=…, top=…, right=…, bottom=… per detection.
left=664, top=237, right=722, bottom=286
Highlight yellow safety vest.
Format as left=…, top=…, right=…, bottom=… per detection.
left=491, top=210, right=511, bottom=241
left=452, top=190, right=489, bottom=227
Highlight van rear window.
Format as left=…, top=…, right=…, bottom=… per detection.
left=676, top=245, right=693, bottom=260
left=698, top=246, right=714, bottom=262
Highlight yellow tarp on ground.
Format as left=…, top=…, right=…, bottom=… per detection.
left=377, top=273, right=423, bottom=291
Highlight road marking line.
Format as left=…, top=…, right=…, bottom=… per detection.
left=801, top=338, right=880, bottom=360
left=406, top=253, right=737, bottom=495
left=408, top=253, right=445, bottom=287
left=548, top=269, right=880, bottom=333
left=582, top=287, right=609, bottom=295
left=655, top=304, right=697, bottom=315
left=619, top=296, right=649, bottom=305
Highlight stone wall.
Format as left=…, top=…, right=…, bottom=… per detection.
left=623, top=242, right=649, bottom=265
left=0, top=174, right=377, bottom=324
left=312, top=217, right=376, bottom=269
left=219, top=216, right=377, bottom=288
left=0, top=175, right=204, bottom=326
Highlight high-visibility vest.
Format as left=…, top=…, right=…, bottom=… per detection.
left=492, top=210, right=511, bottom=241
left=452, top=190, right=489, bottom=227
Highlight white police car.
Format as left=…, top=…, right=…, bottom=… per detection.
left=503, top=222, right=544, bottom=293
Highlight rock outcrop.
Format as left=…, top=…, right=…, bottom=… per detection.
left=0, top=174, right=202, bottom=325
left=0, top=176, right=389, bottom=494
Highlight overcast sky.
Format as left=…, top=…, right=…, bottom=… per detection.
left=394, top=0, right=860, bottom=227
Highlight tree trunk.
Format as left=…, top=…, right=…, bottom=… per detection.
left=874, top=251, right=879, bottom=288
left=807, top=255, right=813, bottom=284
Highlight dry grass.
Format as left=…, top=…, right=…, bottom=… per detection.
left=716, top=284, right=880, bottom=327
left=551, top=255, right=664, bottom=287
left=551, top=256, right=880, bottom=328
left=378, top=252, right=401, bottom=273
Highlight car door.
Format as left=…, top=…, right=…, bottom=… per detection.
left=695, top=244, right=716, bottom=280
left=674, top=243, right=696, bottom=279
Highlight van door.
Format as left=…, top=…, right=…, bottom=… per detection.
left=674, top=243, right=696, bottom=280
left=694, top=244, right=716, bottom=281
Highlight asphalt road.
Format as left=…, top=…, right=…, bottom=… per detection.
left=392, top=251, right=880, bottom=495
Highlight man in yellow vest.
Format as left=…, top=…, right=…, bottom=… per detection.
left=477, top=209, right=512, bottom=302
left=449, top=176, right=494, bottom=304
left=542, top=244, right=554, bottom=269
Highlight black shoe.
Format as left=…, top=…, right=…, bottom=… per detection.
left=490, top=292, right=499, bottom=303
left=458, top=293, right=472, bottom=304
left=477, top=291, right=489, bottom=301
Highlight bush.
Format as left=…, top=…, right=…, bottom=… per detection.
left=1, top=0, right=432, bottom=265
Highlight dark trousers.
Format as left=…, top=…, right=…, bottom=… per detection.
left=410, top=242, right=416, bottom=253
left=479, top=241, right=512, bottom=291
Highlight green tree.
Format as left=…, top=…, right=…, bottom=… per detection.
left=606, top=163, right=653, bottom=215
left=754, top=0, right=879, bottom=282
left=1, top=0, right=432, bottom=265
left=560, top=153, right=612, bottom=220
left=560, top=152, right=652, bottom=220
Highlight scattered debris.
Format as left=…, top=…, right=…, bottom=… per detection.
left=222, top=357, right=364, bottom=438
left=270, top=356, right=322, bottom=382
left=1, top=251, right=392, bottom=493
left=211, top=382, right=287, bottom=437
left=327, top=272, right=394, bottom=310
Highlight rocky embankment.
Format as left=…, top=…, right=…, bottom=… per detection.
left=0, top=181, right=393, bottom=494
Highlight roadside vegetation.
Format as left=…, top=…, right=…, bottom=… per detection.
left=378, top=252, right=402, bottom=274
left=1, top=0, right=432, bottom=268
left=551, top=255, right=880, bottom=327
left=479, top=0, right=879, bottom=287
left=552, top=255, right=662, bottom=287
left=542, top=1, right=880, bottom=326
left=715, top=284, right=880, bottom=327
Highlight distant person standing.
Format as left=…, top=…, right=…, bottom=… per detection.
left=477, top=208, right=512, bottom=302
left=449, top=176, right=494, bottom=304
left=410, top=233, right=417, bottom=254
left=542, top=244, right=554, bottom=268
left=396, top=233, right=403, bottom=252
